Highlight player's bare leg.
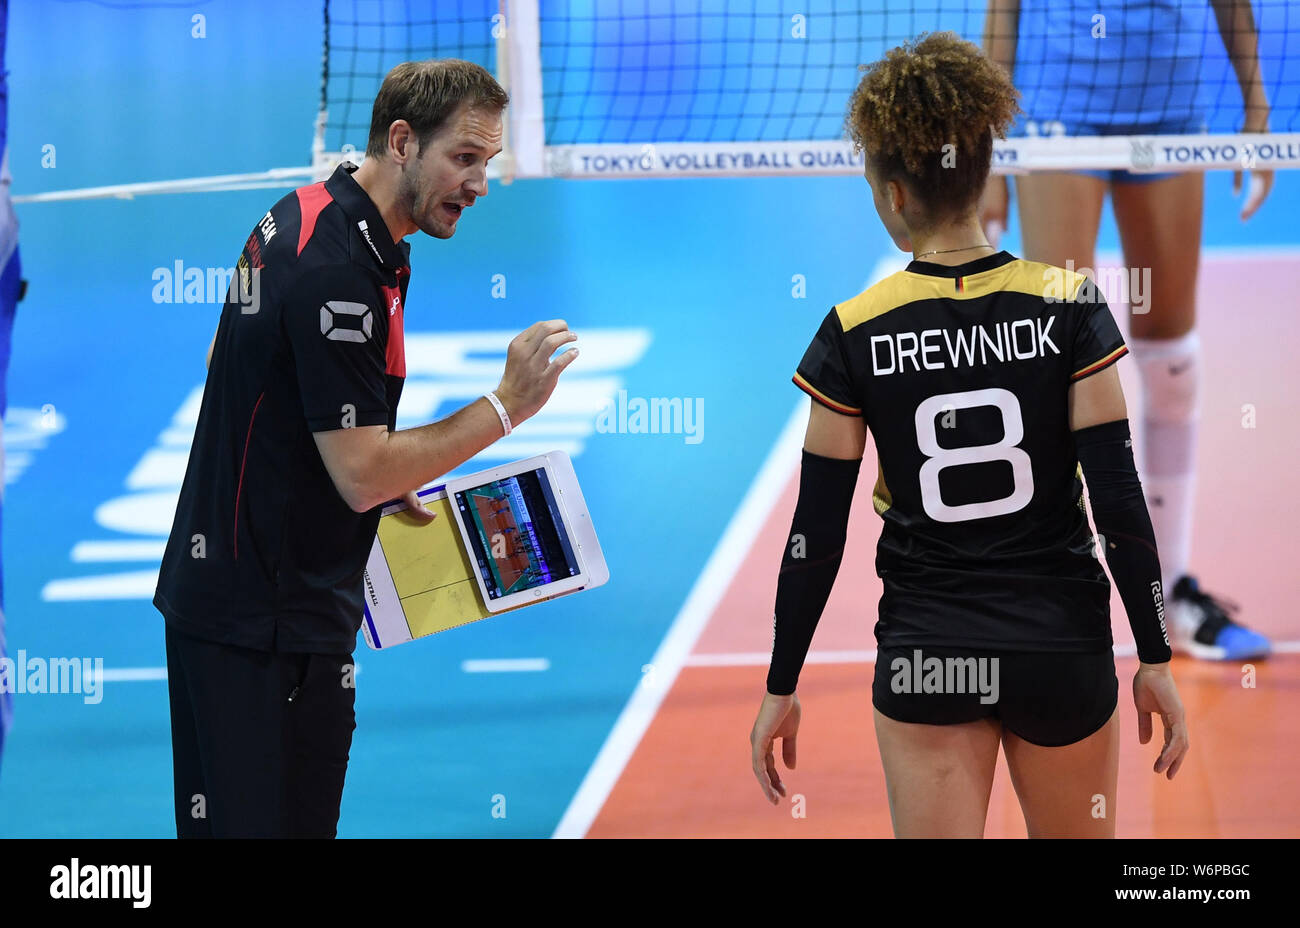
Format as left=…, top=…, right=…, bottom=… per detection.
left=1015, top=172, right=1107, bottom=270
left=1001, top=705, right=1120, bottom=838
left=873, top=709, right=1002, bottom=838
left=1112, top=172, right=1201, bottom=340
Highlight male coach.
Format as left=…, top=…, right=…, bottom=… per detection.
left=154, top=60, right=579, bottom=837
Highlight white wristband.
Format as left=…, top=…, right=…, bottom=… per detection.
left=485, top=391, right=512, bottom=437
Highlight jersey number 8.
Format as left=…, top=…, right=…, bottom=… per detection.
left=914, top=388, right=1034, bottom=523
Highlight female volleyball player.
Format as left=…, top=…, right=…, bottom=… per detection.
left=978, top=0, right=1274, bottom=661
left=750, top=32, right=1188, bottom=838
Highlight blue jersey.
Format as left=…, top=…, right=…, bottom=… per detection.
left=0, top=0, right=11, bottom=769
left=0, top=0, right=7, bottom=157
left=1013, top=0, right=1211, bottom=132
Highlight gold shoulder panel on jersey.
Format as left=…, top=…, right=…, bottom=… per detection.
left=834, top=259, right=1089, bottom=334
left=834, top=273, right=911, bottom=332
left=1012, top=259, right=1091, bottom=303
left=873, top=453, right=892, bottom=515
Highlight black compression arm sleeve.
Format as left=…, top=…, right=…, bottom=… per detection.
left=766, top=450, right=861, bottom=695
left=1075, top=419, right=1173, bottom=664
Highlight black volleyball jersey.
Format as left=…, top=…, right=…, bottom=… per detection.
left=793, top=250, right=1128, bottom=653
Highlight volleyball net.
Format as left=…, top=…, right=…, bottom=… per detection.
left=16, top=0, right=1300, bottom=201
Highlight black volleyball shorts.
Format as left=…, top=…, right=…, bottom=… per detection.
left=872, top=645, right=1119, bottom=747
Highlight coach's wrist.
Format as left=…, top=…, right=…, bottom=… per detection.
left=488, top=388, right=524, bottom=432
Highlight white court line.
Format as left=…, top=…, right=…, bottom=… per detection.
left=685, top=649, right=878, bottom=667
left=95, top=667, right=168, bottom=683
left=76, top=658, right=553, bottom=681
left=550, top=399, right=809, bottom=839
left=70, top=540, right=167, bottom=562
left=461, top=658, right=551, bottom=673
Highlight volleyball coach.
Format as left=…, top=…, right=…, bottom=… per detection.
left=154, top=60, right=579, bottom=837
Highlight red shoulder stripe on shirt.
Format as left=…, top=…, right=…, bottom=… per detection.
left=295, top=182, right=334, bottom=257
left=792, top=372, right=862, bottom=416
left=1071, top=344, right=1129, bottom=381
left=381, top=279, right=406, bottom=378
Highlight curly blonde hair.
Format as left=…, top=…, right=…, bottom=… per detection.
left=846, top=32, right=1020, bottom=222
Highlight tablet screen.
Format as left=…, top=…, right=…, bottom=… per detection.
left=453, top=467, right=581, bottom=600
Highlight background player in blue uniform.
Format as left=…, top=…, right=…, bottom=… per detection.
left=751, top=33, right=1188, bottom=838
left=980, top=0, right=1274, bottom=661
left=0, top=0, right=17, bottom=773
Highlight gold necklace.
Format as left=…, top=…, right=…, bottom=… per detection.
left=914, top=243, right=995, bottom=260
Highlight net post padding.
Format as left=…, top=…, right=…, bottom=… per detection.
left=505, top=0, right=546, bottom=179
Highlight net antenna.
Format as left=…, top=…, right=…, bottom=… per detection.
left=14, top=1, right=1300, bottom=203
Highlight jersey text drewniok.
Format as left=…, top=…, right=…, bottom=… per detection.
left=870, top=316, right=1059, bottom=376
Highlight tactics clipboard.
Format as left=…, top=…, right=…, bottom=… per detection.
left=360, top=484, right=492, bottom=649
left=360, top=452, right=608, bottom=649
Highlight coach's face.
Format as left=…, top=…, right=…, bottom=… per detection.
left=403, top=103, right=504, bottom=239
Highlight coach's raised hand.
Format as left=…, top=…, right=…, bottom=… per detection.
left=493, top=320, right=580, bottom=426
left=310, top=321, right=580, bottom=514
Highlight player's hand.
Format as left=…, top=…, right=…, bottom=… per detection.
left=1133, top=663, right=1189, bottom=780
left=1234, top=113, right=1273, bottom=221
left=977, top=174, right=1009, bottom=248
left=401, top=489, right=437, bottom=524
left=1232, top=164, right=1273, bottom=222
left=495, top=319, right=580, bottom=426
left=750, top=691, right=801, bottom=805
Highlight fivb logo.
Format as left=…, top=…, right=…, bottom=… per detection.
left=1130, top=138, right=1156, bottom=170
left=50, top=859, right=151, bottom=908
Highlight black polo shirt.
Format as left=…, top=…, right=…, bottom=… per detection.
left=155, top=163, right=410, bottom=653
